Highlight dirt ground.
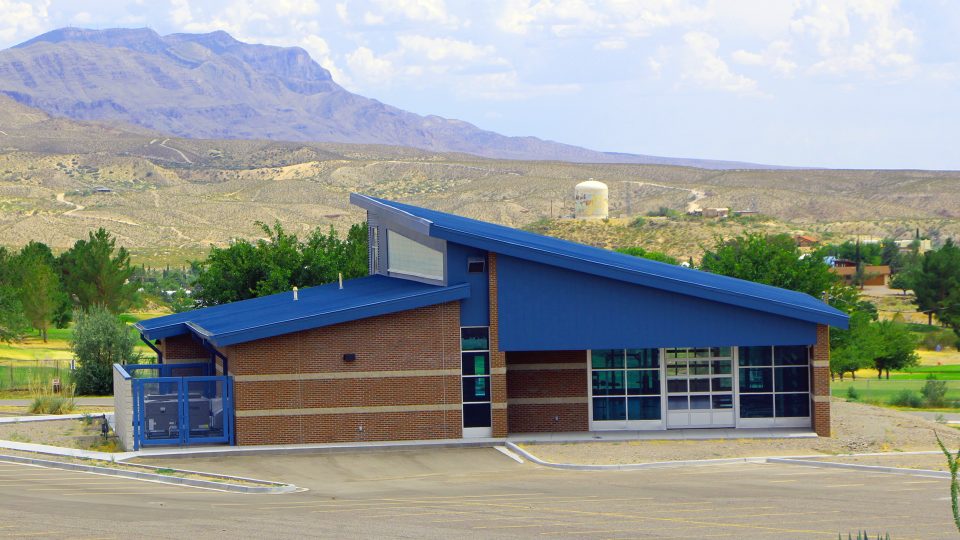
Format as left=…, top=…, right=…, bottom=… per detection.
left=0, top=419, right=119, bottom=451
left=519, top=399, right=960, bottom=465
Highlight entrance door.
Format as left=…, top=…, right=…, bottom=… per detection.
left=664, top=348, right=735, bottom=428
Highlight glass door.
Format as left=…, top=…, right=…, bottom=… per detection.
left=664, top=348, right=735, bottom=428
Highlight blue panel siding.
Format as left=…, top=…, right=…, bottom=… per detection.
left=496, top=255, right=817, bottom=351
left=446, top=242, right=489, bottom=327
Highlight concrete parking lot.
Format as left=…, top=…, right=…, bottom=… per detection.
left=0, top=449, right=955, bottom=538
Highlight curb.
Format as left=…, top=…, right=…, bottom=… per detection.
left=766, top=457, right=950, bottom=478
left=505, top=442, right=766, bottom=471
left=0, top=453, right=299, bottom=494
left=0, top=413, right=112, bottom=425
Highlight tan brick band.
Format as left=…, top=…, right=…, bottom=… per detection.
left=235, top=369, right=460, bottom=382
left=812, top=395, right=830, bottom=403
left=507, top=363, right=585, bottom=371
left=237, top=403, right=461, bottom=418
left=507, top=397, right=589, bottom=405
left=812, top=361, right=828, bottom=368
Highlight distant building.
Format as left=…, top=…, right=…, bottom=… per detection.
left=794, top=235, right=819, bottom=248
left=702, top=207, right=729, bottom=218
left=829, top=265, right=891, bottom=286
left=895, top=238, right=932, bottom=254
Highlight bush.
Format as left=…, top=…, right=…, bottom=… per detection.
left=889, top=389, right=924, bottom=408
left=628, top=216, right=645, bottom=228
left=922, top=375, right=949, bottom=408
left=71, top=306, right=141, bottom=395
left=922, top=329, right=959, bottom=351
left=26, top=378, right=76, bottom=414
left=845, top=386, right=861, bottom=401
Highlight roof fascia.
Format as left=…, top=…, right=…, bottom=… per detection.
left=433, top=226, right=848, bottom=329
left=206, top=283, right=471, bottom=347
left=350, top=193, right=432, bottom=237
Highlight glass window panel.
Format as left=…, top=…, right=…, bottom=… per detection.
left=739, top=367, right=773, bottom=393
left=712, top=360, right=732, bottom=375
left=690, top=395, right=711, bottom=409
left=712, top=377, right=732, bottom=392
left=462, top=376, right=490, bottom=402
left=463, top=403, right=491, bottom=428
left=775, top=346, right=810, bottom=366
left=690, top=361, right=710, bottom=375
left=592, top=370, right=624, bottom=396
left=689, top=378, right=710, bottom=392
left=461, top=352, right=489, bottom=376
left=387, top=229, right=444, bottom=280
left=695, top=348, right=711, bottom=358
left=666, top=361, right=688, bottom=376
left=460, top=328, right=489, bottom=351
left=739, top=346, right=772, bottom=366
left=712, top=395, right=733, bottom=409
left=628, top=396, right=661, bottom=420
left=627, top=370, right=660, bottom=395
left=776, top=393, right=811, bottom=417
left=626, top=348, right=659, bottom=369
left=775, top=367, right=810, bottom=393
left=666, top=379, right=688, bottom=394
left=593, top=397, right=626, bottom=421
left=591, top=350, right=624, bottom=369
left=716, top=346, right=732, bottom=358
left=739, top=394, right=774, bottom=418
left=668, top=396, right=689, bottom=410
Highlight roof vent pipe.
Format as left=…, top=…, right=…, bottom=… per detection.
left=293, top=286, right=298, bottom=301
left=338, top=272, right=343, bottom=290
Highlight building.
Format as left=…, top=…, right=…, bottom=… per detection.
left=830, top=265, right=891, bottom=287
left=702, top=207, right=729, bottom=218
left=115, top=194, right=847, bottom=450
left=794, top=235, right=819, bottom=248
left=895, top=238, right=932, bottom=254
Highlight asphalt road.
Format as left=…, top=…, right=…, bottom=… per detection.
left=0, top=448, right=954, bottom=539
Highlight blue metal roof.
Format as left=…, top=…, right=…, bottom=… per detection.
left=136, top=275, right=470, bottom=347
left=351, top=194, right=848, bottom=329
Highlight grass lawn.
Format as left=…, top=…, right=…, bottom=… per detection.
left=831, top=378, right=960, bottom=403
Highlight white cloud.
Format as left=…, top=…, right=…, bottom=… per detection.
left=372, top=0, right=458, bottom=26
left=72, top=11, right=92, bottom=25
left=456, top=70, right=581, bottom=101
left=396, top=34, right=498, bottom=63
left=363, top=11, right=385, bottom=25
left=0, top=0, right=49, bottom=43
left=335, top=2, right=349, bottom=23
left=732, top=40, right=798, bottom=77
left=301, top=34, right=350, bottom=86
left=681, top=31, right=760, bottom=95
left=497, top=0, right=710, bottom=38
left=594, top=38, right=627, bottom=51
left=346, top=46, right=394, bottom=83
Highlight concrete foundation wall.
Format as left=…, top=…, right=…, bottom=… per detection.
left=112, top=365, right=134, bottom=451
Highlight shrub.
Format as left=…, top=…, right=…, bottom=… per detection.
left=889, top=389, right=923, bottom=408
left=922, top=375, right=949, bottom=408
left=628, top=216, right=645, bottom=228
left=26, top=378, right=76, bottom=414
left=845, top=386, right=861, bottom=401
left=921, top=329, right=960, bottom=351
left=71, top=306, right=141, bottom=395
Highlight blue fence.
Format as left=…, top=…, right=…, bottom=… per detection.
left=127, top=364, right=234, bottom=450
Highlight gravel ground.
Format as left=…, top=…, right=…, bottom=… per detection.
left=520, top=399, right=960, bottom=465
left=0, top=418, right=116, bottom=451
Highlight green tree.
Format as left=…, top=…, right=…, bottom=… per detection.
left=873, top=320, right=919, bottom=379
left=912, top=239, right=960, bottom=327
left=14, top=253, right=61, bottom=342
left=0, top=248, right=28, bottom=342
left=880, top=239, right=902, bottom=271
left=700, top=233, right=838, bottom=298
left=193, top=221, right=369, bottom=307
left=829, top=311, right=881, bottom=380
left=70, top=306, right=141, bottom=395
left=59, top=228, right=136, bottom=313
left=616, top=246, right=679, bottom=265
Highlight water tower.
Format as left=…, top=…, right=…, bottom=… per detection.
left=574, top=180, right=609, bottom=220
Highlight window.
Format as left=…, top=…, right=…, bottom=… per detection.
left=467, top=257, right=485, bottom=273
left=591, top=349, right=661, bottom=422
left=461, top=328, right=491, bottom=430
left=738, top=345, right=810, bottom=419
left=387, top=230, right=443, bottom=280
left=663, top=347, right=735, bottom=416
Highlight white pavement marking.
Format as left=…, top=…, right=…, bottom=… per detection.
left=495, top=445, right=525, bottom=463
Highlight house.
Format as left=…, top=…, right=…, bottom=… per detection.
left=114, top=194, right=848, bottom=450
left=794, top=235, right=819, bottom=248
left=702, top=207, right=729, bottom=218
left=829, top=265, right=891, bottom=286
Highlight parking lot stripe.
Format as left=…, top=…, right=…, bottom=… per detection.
left=822, top=484, right=865, bottom=488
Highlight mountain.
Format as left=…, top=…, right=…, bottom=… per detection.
left=0, top=27, right=772, bottom=169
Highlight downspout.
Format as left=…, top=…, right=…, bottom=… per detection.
left=140, top=334, right=162, bottom=364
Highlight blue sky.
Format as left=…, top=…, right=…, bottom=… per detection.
left=1, top=1, right=958, bottom=169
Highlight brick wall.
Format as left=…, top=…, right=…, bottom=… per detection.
left=506, top=350, right=589, bottom=433
left=811, top=324, right=831, bottom=437
left=161, top=335, right=208, bottom=362
left=488, top=253, right=508, bottom=437
left=226, top=301, right=463, bottom=445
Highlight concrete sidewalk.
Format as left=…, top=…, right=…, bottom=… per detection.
left=508, top=427, right=816, bottom=443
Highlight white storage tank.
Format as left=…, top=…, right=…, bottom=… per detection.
left=574, top=180, right=609, bottom=220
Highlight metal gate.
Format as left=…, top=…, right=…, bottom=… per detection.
left=131, top=372, right=234, bottom=450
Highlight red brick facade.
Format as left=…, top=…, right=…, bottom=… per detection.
left=222, top=301, right=462, bottom=445
left=506, top=350, right=588, bottom=433
left=488, top=253, right=508, bottom=437
left=811, top=324, right=831, bottom=437
left=161, top=335, right=208, bottom=362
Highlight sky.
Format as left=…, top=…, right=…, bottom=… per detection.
left=1, top=0, right=958, bottom=170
